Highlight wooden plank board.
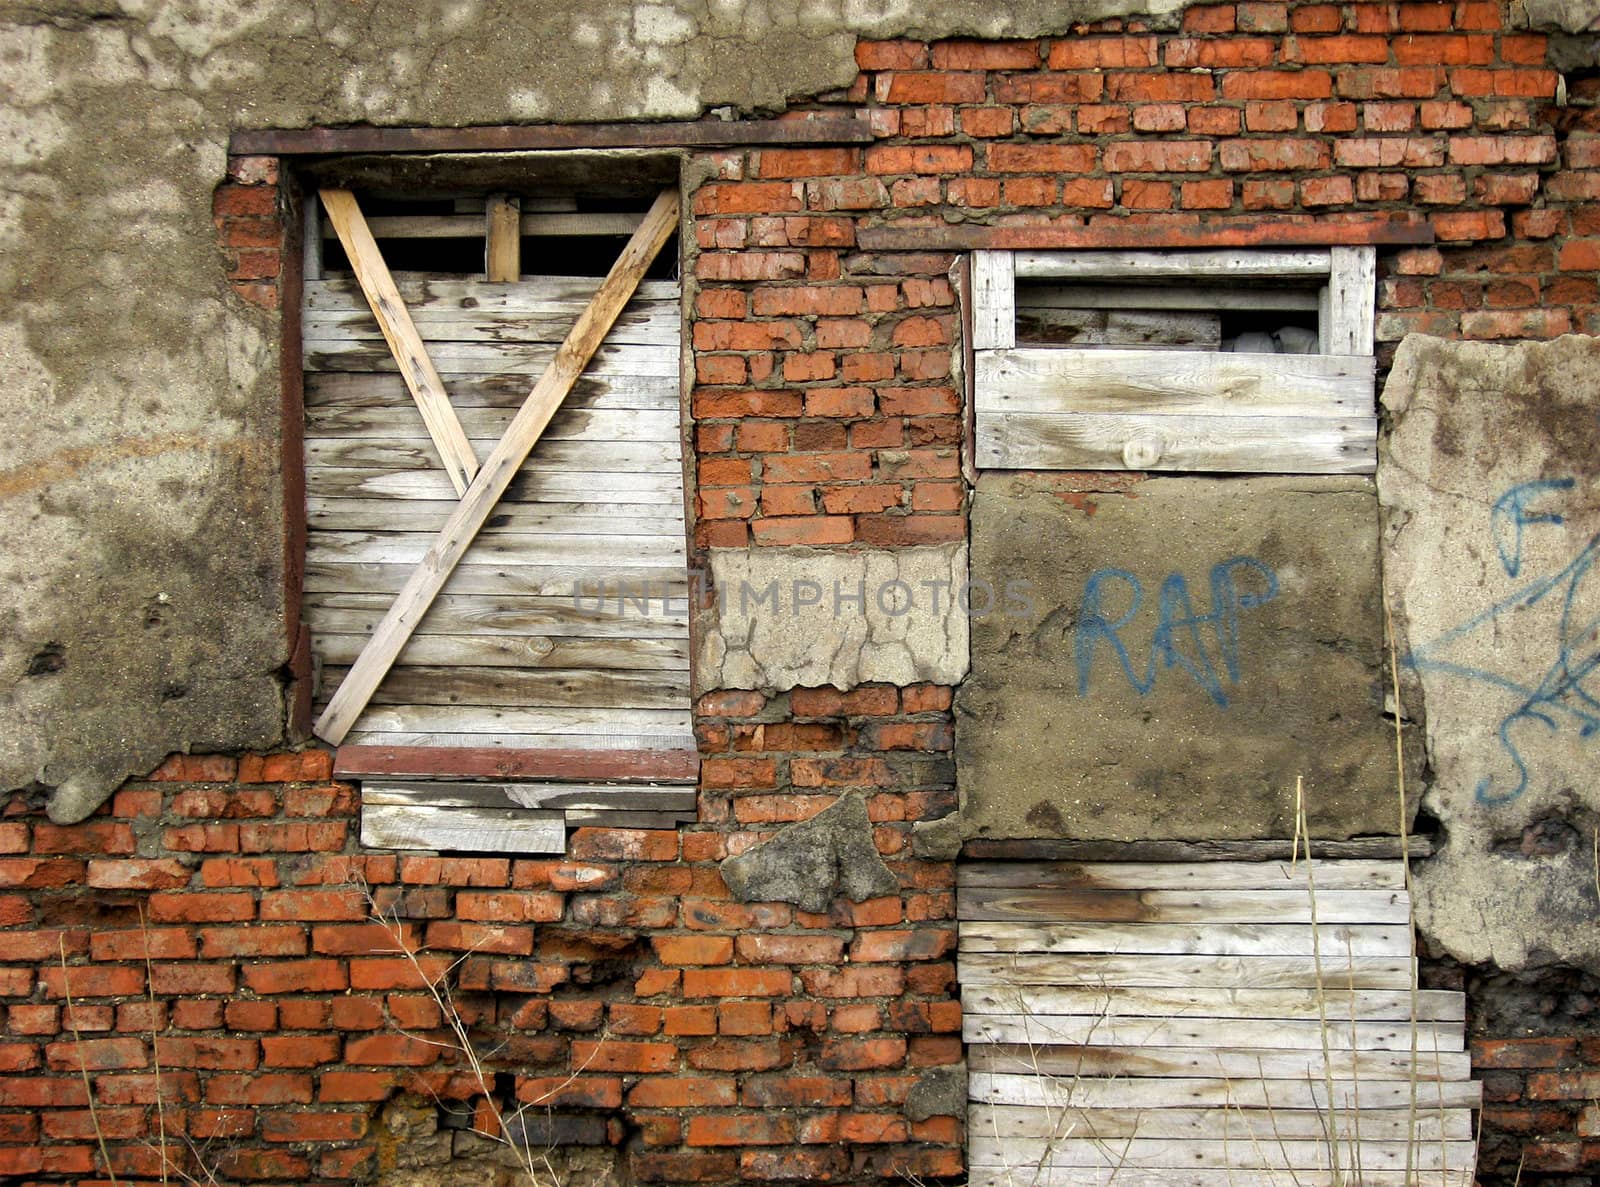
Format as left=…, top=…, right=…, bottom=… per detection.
left=317, top=189, right=479, bottom=496
left=956, top=952, right=1415, bottom=990
left=1015, top=282, right=1322, bottom=312
left=312, top=633, right=689, bottom=671
left=964, top=1015, right=1461, bottom=1052
left=1013, top=249, right=1333, bottom=280
left=301, top=308, right=678, bottom=348
left=304, top=339, right=678, bottom=377
left=321, top=210, right=646, bottom=241
left=305, top=467, right=685, bottom=503
left=970, top=1103, right=1472, bottom=1142
left=958, top=860, right=1405, bottom=891
left=962, top=838, right=1428, bottom=862
left=334, top=744, right=698, bottom=782
left=968, top=1136, right=1475, bottom=1172
left=959, top=921, right=1414, bottom=957
left=976, top=410, right=1377, bottom=474
left=304, top=530, right=685, bottom=568
left=305, top=370, right=679, bottom=410
left=306, top=441, right=680, bottom=478
left=962, top=985, right=1463, bottom=1022
left=341, top=666, right=690, bottom=710
left=362, top=781, right=696, bottom=811
left=342, top=729, right=697, bottom=752
left=361, top=803, right=566, bottom=853
left=966, top=1073, right=1481, bottom=1112
left=305, top=405, right=681, bottom=442
left=303, top=563, right=690, bottom=599
left=969, top=1043, right=1472, bottom=1082
left=304, top=274, right=679, bottom=310
left=1327, top=245, right=1378, bottom=356
left=966, top=1167, right=1473, bottom=1187
left=306, top=498, right=684, bottom=534
left=484, top=194, right=520, bottom=281
left=957, top=887, right=1411, bottom=925
left=971, top=250, right=1015, bottom=350
left=975, top=348, right=1375, bottom=417
left=345, top=703, right=692, bottom=738
left=305, top=593, right=688, bottom=638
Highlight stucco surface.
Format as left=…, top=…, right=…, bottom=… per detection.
left=1380, top=334, right=1600, bottom=972
left=956, top=473, right=1411, bottom=842
left=0, top=0, right=1180, bottom=818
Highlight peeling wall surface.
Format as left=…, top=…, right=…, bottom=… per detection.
left=0, top=0, right=1183, bottom=815
left=1381, top=334, right=1600, bottom=971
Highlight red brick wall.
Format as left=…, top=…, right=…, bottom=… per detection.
left=1475, top=1038, right=1600, bottom=1180
left=34, top=5, right=1592, bottom=1184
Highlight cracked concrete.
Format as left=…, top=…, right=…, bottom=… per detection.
left=0, top=0, right=1172, bottom=818
left=1380, top=334, right=1600, bottom=973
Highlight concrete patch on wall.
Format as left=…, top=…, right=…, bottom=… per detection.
left=720, top=791, right=899, bottom=913
left=695, top=544, right=969, bottom=694
left=956, top=473, right=1409, bottom=842
left=1380, top=334, right=1600, bottom=972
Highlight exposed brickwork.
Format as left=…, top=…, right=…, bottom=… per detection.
left=213, top=156, right=283, bottom=310
left=1473, top=1038, right=1600, bottom=1183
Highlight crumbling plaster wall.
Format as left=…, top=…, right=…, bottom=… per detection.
left=0, top=0, right=1197, bottom=821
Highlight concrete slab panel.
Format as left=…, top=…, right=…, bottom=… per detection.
left=1380, top=334, right=1600, bottom=972
left=956, top=474, right=1407, bottom=842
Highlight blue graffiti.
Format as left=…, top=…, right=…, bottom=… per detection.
left=1074, top=556, right=1279, bottom=708
left=1405, top=480, right=1600, bottom=806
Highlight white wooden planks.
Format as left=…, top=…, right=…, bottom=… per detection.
left=301, top=202, right=692, bottom=772
left=959, top=858, right=1478, bottom=1185
left=971, top=248, right=1378, bottom=474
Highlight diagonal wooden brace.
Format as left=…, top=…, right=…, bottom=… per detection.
left=313, top=188, right=681, bottom=745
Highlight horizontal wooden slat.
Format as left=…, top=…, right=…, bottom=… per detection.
left=307, top=405, right=680, bottom=442
left=305, top=530, right=685, bottom=568
left=959, top=921, right=1414, bottom=957
left=348, top=703, right=690, bottom=738
left=334, top=745, right=698, bottom=782
left=1015, top=282, right=1322, bottom=312
left=957, top=887, right=1410, bottom=925
left=1013, top=249, right=1334, bottom=280
left=976, top=410, right=1377, bottom=473
left=970, top=1103, right=1472, bottom=1141
left=305, top=370, right=678, bottom=411
left=969, top=1043, right=1472, bottom=1082
left=961, top=838, right=1429, bottom=861
left=342, top=729, right=697, bottom=752
left=962, top=985, right=1462, bottom=1022
left=958, top=860, right=1405, bottom=891
left=303, top=307, right=674, bottom=348
left=966, top=1167, right=1472, bottom=1187
left=305, top=338, right=677, bottom=376
left=956, top=952, right=1415, bottom=990
left=362, top=781, right=696, bottom=811
left=318, top=210, right=647, bottom=242
left=964, top=1014, right=1460, bottom=1052
left=976, top=348, right=1374, bottom=417
left=360, top=804, right=566, bottom=853
left=305, top=563, right=689, bottom=599
left=306, top=594, right=687, bottom=639
left=968, top=1136, right=1474, bottom=1172
left=307, top=440, right=679, bottom=477
left=342, top=666, right=690, bottom=710
left=314, top=633, right=689, bottom=671
left=305, top=466, right=685, bottom=503
left=305, top=275, right=679, bottom=309
left=966, top=1073, right=1480, bottom=1112
left=307, top=498, right=684, bottom=534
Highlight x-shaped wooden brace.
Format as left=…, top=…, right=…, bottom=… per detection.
left=313, top=187, right=681, bottom=745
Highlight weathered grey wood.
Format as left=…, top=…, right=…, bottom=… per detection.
left=343, top=729, right=696, bottom=752
left=303, top=198, right=323, bottom=281
left=306, top=498, right=684, bottom=534
left=976, top=348, right=1375, bottom=417
left=960, top=838, right=1433, bottom=861
left=361, top=782, right=696, bottom=810
left=958, top=859, right=1405, bottom=891
left=302, top=309, right=679, bottom=348
left=959, top=921, right=1414, bottom=957
left=347, top=703, right=691, bottom=738
left=971, top=250, right=1015, bottom=350
left=956, top=952, right=1415, bottom=990
left=957, top=887, right=1411, bottom=925
left=360, top=803, right=565, bottom=853
left=1327, top=245, right=1378, bottom=356
left=970, top=1103, right=1472, bottom=1141
left=312, top=633, right=689, bottom=670
left=966, top=1169, right=1472, bottom=1187
left=964, top=1015, right=1460, bottom=1052
left=307, top=466, right=685, bottom=504
left=304, top=339, right=679, bottom=377
left=305, top=370, right=679, bottom=410
left=967, top=1136, right=1474, bottom=1172
left=976, top=410, right=1377, bottom=473
left=321, top=210, right=646, bottom=241
left=1015, top=282, right=1322, bottom=312
left=303, top=562, right=690, bottom=598
left=317, top=189, right=479, bottom=496
left=968, top=1042, right=1471, bottom=1082
left=305, top=274, right=679, bottom=309
left=962, top=985, right=1463, bottom=1022
left=307, top=406, right=680, bottom=443
left=305, top=530, right=684, bottom=568
left=343, top=666, right=690, bottom=709
left=1014, top=249, right=1333, bottom=280
left=305, top=593, right=688, bottom=638
left=966, top=1073, right=1481, bottom=1113
left=306, top=438, right=680, bottom=476
left=484, top=194, right=521, bottom=281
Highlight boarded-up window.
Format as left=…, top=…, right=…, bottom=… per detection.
left=298, top=186, right=695, bottom=851
left=971, top=248, right=1378, bottom=473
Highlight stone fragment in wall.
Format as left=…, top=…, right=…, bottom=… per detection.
left=1380, top=334, right=1600, bottom=973
left=957, top=473, right=1409, bottom=843
left=694, top=543, right=969, bottom=695
left=906, top=1063, right=967, bottom=1121
left=720, top=791, right=898, bottom=913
